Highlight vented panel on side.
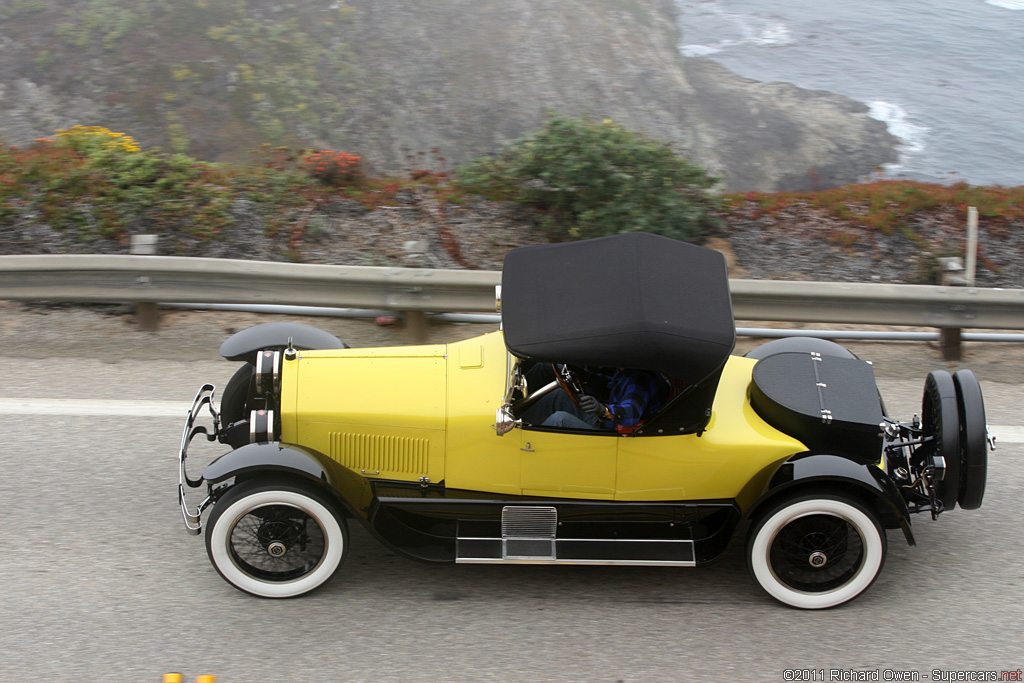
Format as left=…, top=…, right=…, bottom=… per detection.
left=501, top=506, right=557, bottom=560
left=330, top=432, right=429, bottom=475
left=501, top=506, right=557, bottom=538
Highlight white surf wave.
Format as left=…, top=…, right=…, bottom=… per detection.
left=678, top=2, right=793, bottom=58
left=868, top=101, right=931, bottom=174
left=682, top=43, right=723, bottom=57
left=986, top=0, right=1024, bottom=9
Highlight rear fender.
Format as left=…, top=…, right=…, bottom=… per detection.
left=744, top=452, right=915, bottom=546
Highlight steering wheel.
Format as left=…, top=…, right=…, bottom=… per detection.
left=552, top=363, right=584, bottom=406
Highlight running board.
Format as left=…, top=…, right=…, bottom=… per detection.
left=455, top=505, right=696, bottom=567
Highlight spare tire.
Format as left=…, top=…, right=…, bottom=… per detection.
left=953, top=369, right=987, bottom=510
left=922, top=370, right=961, bottom=510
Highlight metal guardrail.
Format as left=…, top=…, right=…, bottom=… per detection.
left=0, top=254, right=500, bottom=312
left=729, top=279, right=1024, bottom=330
left=2, top=254, right=1024, bottom=330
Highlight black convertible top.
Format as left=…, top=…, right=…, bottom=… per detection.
left=501, top=233, right=735, bottom=385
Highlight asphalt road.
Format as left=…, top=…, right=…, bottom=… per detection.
left=1, top=307, right=1022, bottom=682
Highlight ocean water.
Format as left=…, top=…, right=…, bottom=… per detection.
left=675, top=0, right=1024, bottom=187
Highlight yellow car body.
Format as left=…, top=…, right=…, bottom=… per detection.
left=282, top=331, right=806, bottom=508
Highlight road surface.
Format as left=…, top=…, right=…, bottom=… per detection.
left=1, top=305, right=1021, bottom=682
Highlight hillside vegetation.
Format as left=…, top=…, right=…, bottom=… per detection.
left=2, top=121, right=1021, bottom=288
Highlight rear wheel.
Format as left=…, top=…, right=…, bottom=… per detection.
left=747, top=494, right=886, bottom=609
left=205, top=478, right=348, bottom=598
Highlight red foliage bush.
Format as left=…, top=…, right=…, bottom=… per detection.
left=301, top=150, right=364, bottom=186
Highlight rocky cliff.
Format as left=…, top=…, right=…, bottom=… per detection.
left=0, top=0, right=897, bottom=191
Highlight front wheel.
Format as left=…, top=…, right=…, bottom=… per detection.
left=205, top=478, right=348, bottom=598
left=747, top=494, right=886, bottom=609
left=219, top=364, right=254, bottom=427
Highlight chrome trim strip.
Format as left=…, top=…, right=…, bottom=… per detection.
left=456, top=535, right=696, bottom=565
left=458, top=537, right=696, bottom=544
left=456, top=558, right=697, bottom=567
left=560, top=538, right=694, bottom=544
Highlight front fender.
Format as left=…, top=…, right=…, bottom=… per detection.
left=203, top=442, right=328, bottom=486
left=202, top=442, right=375, bottom=519
left=745, top=452, right=915, bottom=546
left=219, top=322, right=344, bottom=363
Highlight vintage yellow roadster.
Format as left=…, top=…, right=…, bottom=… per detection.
left=178, top=233, right=990, bottom=608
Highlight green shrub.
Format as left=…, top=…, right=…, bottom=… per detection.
left=457, top=114, right=721, bottom=242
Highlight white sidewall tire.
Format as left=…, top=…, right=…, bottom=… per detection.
left=207, top=486, right=346, bottom=598
left=749, top=497, right=885, bottom=610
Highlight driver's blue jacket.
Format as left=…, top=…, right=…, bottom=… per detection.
left=593, top=369, right=669, bottom=429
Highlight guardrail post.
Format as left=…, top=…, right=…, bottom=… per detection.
left=403, top=241, right=429, bottom=344
left=939, top=327, right=962, bottom=361
left=966, top=206, right=979, bottom=286
left=405, top=310, right=427, bottom=343
left=937, top=256, right=966, bottom=361
left=131, top=234, right=159, bottom=331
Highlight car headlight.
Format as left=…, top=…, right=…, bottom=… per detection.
left=249, top=409, right=275, bottom=443
left=255, top=349, right=281, bottom=396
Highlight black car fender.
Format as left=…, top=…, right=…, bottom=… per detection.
left=219, top=322, right=345, bottom=363
left=743, top=452, right=915, bottom=546
left=201, top=442, right=373, bottom=518
left=203, top=442, right=329, bottom=485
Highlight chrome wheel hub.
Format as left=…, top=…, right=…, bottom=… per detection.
left=808, top=551, right=827, bottom=568
left=267, top=541, right=288, bottom=558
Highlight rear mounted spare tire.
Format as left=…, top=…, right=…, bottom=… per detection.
left=921, top=370, right=960, bottom=510
left=953, top=369, right=987, bottom=510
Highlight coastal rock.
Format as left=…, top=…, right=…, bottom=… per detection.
left=0, top=0, right=896, bottom=191
left=681, top=59, right=899, bottom=191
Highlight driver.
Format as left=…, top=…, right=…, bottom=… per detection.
left=522, top=367, right=668, bottom=431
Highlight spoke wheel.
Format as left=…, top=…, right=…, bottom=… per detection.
left=206, top=479, right=347, bottom=598
left=748, top=494, right=886, bottom=609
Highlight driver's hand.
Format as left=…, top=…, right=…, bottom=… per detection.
left=579, top=395, right=607, bottom=417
